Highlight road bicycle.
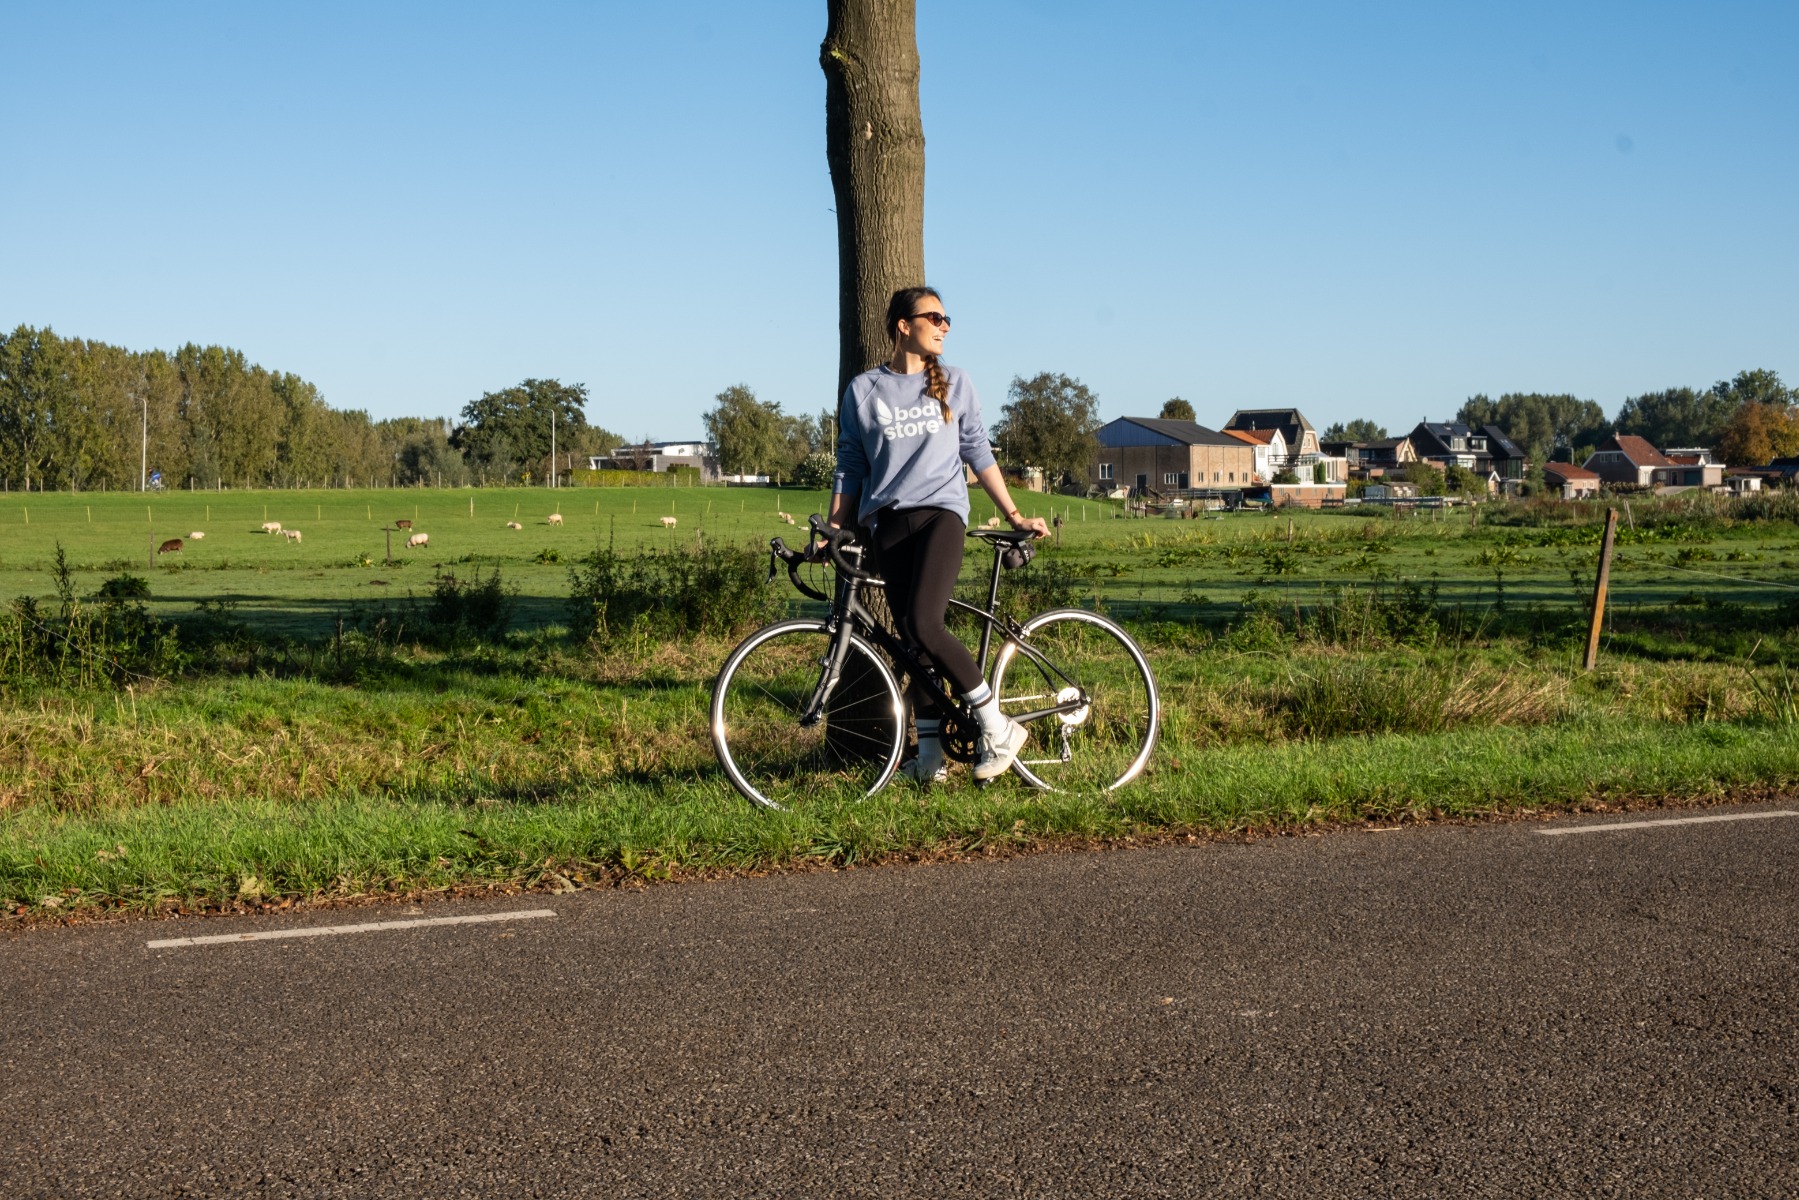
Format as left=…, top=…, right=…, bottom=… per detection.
left=710, top=515, right=1159, bottom=811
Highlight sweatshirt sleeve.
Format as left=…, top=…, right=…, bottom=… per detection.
left=956, top=372, right=998, bottom=474
left=832, top=385, right=867, bottom=496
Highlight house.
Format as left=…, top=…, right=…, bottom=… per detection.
left=1320, top=436, right=1417, bottom=479
left=1660, top=453, right=1726, bottom=490
left=1583, top=435, right=1675, bottom=487
left=1091, top=417, right=1259, bottom=495
left=1541, top=462, right=1600, bottom=500
left=1407, top=422, right=1528, bottom=486
left=1223, top=408, right=1320, bottom=458
left=593, top=440, right=719, bottom=481
left=1222, top=427, right=1285, bottom=482
left=1220, top=408, right=1348, bottom=482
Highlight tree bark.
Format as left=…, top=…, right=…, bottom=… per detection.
left=821, top=0, right=927, bottom=400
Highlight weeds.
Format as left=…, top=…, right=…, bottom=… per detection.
left=566, top=540, right=781, bottom=646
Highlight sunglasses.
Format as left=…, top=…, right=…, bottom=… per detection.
left=907, top=310, right=952, bottom=329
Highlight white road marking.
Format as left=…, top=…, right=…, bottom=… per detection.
left=147, top=908, right=557, bottom=949
left=1536, top=810, right=1799, bottom=837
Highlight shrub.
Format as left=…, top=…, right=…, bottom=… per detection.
left=567, top=541, right=783, bottom=646
left=95, top=573, right=151, bottom=600
left=792, top=452, right=836, bottom=490
left=427, top=567, right=516, bottom=643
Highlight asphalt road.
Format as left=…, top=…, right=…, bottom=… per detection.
left=3, top=803, right=1796, bottom=1198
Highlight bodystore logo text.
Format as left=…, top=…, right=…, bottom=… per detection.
left=875, top=399, right=942, bottom=441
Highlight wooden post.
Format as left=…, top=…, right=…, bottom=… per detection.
left=1584, top=507, right=1620, bottom=671
left=384, top=526, right=392, bottom=567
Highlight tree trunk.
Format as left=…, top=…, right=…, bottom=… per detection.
left=821, top=0, right=927, bottom=400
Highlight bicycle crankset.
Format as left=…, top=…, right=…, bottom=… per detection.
left=939, top=711, right=980, bottom=763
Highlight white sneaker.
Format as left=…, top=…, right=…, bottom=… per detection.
left=972, top=719, right=1028, bottom=782
left=900, top=757, right=949, bottom=784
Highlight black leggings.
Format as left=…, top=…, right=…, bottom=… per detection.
left=872, top=507, right=984, bottom=701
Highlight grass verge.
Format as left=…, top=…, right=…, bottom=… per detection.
left=6, top=716, right=1795, bottom=920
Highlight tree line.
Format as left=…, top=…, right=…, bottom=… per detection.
left=0, top=325, right=622, bottom=491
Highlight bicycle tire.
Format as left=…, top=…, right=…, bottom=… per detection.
left=990, top=608, right=1159, bottom=792
left=711, top=619, right=905, bottom=811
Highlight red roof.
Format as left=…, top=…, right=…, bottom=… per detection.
left=1542, top=462, right=1600, bottom=481
left=1600, top=435, right=1676, bottom=468
left=1224, top=429, right=1276, bottom=446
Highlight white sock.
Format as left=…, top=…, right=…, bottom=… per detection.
left=915, top=719, right=945, bottom=769
left=961, top=684, right=1009, bottom=738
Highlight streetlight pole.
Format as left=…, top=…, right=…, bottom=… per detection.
left=550, top=406, right=557, bottom=489
left=139, top=394, right=148, bottom=492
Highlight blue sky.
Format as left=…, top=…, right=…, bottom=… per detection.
left=3, top=1, right=1793, bottom=440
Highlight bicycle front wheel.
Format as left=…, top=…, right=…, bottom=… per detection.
left=991, top=608, right=1159, bottom=792
left=711, top=619, right=905, bottom=811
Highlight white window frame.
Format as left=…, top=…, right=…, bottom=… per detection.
left=1099, top=463, right=1113, bottom=480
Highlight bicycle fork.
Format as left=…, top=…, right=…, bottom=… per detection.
left=798, top=621, right=858, bottom=728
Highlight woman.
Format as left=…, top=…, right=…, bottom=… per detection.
left=828, top=286, right=1049, bottom=784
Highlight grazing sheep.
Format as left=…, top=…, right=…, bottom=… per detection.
left=983, top=516, right=1003, bottom=529
left=660, top=516, right=677, bottom=528
left=156, top=538, right=183, bottom=556
left=505, top=520, right=523, bottom=530
left=395, top=519, right=413, bottom=529
left=546, top=513, right=563, bottom=526
left=776, top=511, right=795, bottom=525
left=283, top=529, right=303, bottom=543
left=261, top=521, right=282, bottom=534
left=406, top=532, right=429, bottom=549
left=187, top=531, right=205, bottom=540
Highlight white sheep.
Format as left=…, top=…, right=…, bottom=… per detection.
left=983, top=516, right=1003, bottom=529
left=776, top=511, right=796, bottom=525
left=505, top=520, right=522, bottom=530
left=406, top=532, right=429, bottom=548
left=546, top=513, right=563, bottom=526
left=188, top=531, right=205, bottom=540
left=660, top=516, right=677, bottom=528
left=261, top=521, right=282, bottom=534
left=283, top=529, right=302, bottom=542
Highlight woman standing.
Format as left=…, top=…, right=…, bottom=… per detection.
left=828, top=287, right=1049, bottom=784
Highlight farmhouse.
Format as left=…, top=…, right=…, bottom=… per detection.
left=1541, top=462, right=1600, bottom=499
left=1407, top=422, right=1528, bottom=486
left=1090, top=418, right=1258, bottom=495
left=1319, top=435, right=1417, bottom=479
left=1583, top=435, right=1675, bottom=487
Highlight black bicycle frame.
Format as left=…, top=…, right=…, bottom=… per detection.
left=798, top=548, right=1087, bottom=732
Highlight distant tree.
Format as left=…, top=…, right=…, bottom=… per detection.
left=1159, top=397, right=1195, bottom=422
left=1271, top=467, right=1300, bottom=485
left=1321, top=418, right=1386, bottom=442
left=704, top=384, right=790, bottom=480
left=1612, top=386, right=1732, bottom=450
left=1711, top=367, right=1792, bottom=407
left=1456, top=393, right=1608, bottom=464
left=1402, top=460, right=1447, bottom=496
left=454, top=378, right=591, bottom=484
left=992, top=372, right=1100, bottom=487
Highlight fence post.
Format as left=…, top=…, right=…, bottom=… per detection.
left=1584, top=507, right=1620, bottom=671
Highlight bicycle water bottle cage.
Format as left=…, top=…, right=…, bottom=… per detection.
left=1001, top=541, right=1036, bottom=571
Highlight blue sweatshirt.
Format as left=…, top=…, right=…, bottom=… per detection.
left=833, top=362, right=997, bottom=528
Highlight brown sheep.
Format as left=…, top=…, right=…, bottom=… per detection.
left=156, top=538, right=183, bottom=556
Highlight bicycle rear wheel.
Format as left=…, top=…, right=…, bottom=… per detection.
left=991, top=608, right=1158, bottom=792
left=711, top=619, right=905, bottom=811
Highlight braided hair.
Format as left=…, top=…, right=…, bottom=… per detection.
left=885, top=286, right=952, bottom=423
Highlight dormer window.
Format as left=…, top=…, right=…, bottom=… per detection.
left=1450, top=437, right=1465, bottom=451
left=1471, top=438, right=1486, bottom=451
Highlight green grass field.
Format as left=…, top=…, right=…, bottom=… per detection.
left=5, top=485, right=1799, bottom=919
